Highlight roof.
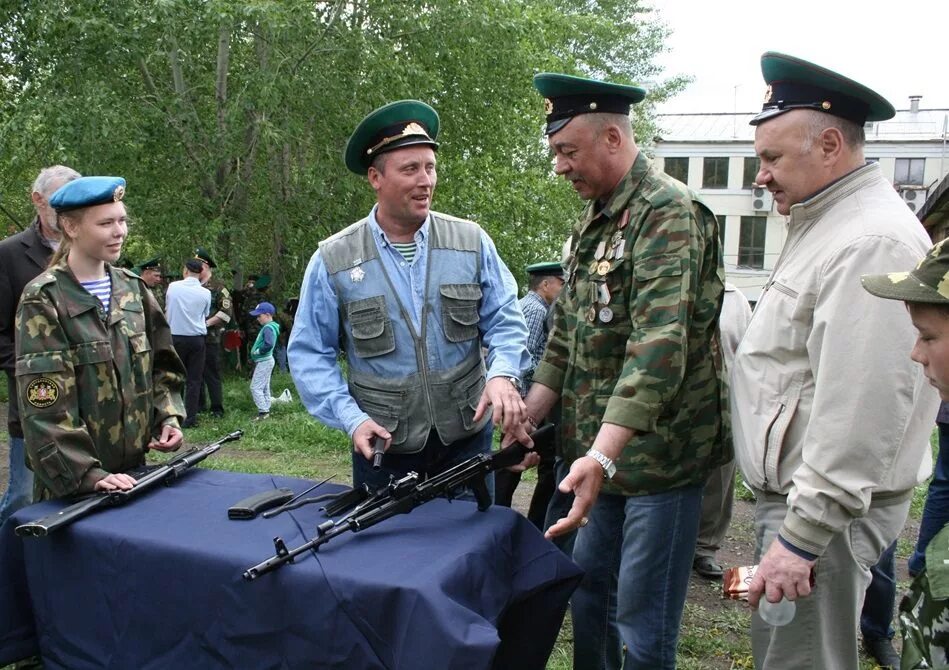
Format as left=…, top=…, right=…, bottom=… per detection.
left=655, top=108, right=949, bottom=144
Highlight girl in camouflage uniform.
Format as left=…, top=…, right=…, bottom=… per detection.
left=14, top=177, right=186, bottom=500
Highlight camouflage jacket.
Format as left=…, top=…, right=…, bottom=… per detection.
left=149, top=283, right=166, bottom=312
left=15, top=261, right=186, bottom=499
left=900, top=523, right=949, bottom=669
left=532, top=152, right=729, bottom=497
left=204, top=278, right=233, bottom=344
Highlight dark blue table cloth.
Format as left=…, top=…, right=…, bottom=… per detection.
left=0, top=469, right=581, bottom=669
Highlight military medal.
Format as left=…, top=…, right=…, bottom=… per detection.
left=587, top=306, right=597, bottom=323
left=596, top=260, right=611, bottom=276
left=599, top=307, right=614, bottom=323
left=350, top=265, right=365, bottom=283
left=594, top=240, right=606, bottom=260
left=614, top=240, right=625, bottom=257
left=618, top=209, right=630, bottom=230
left=598, top=282, right=611, bottom=305
left=589, top=260, right=600, bottom=274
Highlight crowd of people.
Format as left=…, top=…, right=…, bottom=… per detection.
left=2, top=49, right=949, bottom=670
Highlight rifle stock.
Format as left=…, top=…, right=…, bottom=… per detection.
left=15, top=430, right=243, bottom=537
left=243, top=424, right=553, bottom=581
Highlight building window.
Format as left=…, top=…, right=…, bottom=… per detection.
left=742, top=157, right=760, bottom=189
left=738, top=216, right=766, bottom=269
left=664, top=157, right=689, bottom=184
left=894, top=158, right=925, bottom=186
left=703, top=157, right=729, bottom=189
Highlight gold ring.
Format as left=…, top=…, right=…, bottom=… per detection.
left=579, top=517, right=589, bottom=527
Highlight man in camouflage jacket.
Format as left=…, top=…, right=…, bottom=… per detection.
left=15, top=262, right=185, bottom=499
left=520, top=73, right=727, bottom=669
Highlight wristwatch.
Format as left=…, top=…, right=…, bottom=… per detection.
left=585, top=448, right=616, bottom=479
left=506, top=376, right=522, bottom=392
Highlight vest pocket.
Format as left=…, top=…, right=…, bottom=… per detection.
left=346, top=296, right=395, bottom=358
left=440, top=283, right=482, bottom=343
left=352, top=384, right=408, bottom=446
left=454, top=363, right=486, bottom=430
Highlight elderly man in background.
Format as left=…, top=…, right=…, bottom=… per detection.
left=0, top=165, right=80, bottom=524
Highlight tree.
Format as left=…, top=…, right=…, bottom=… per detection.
left=0, top=0, right=684, bottom=295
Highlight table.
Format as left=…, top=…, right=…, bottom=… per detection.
left=0, top=469, right=581, bottom=669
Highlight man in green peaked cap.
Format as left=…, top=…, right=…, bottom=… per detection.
left=192, top=247, right=232, bottom=417
left=289, top=100, right=532, bottom=495
left=863, top=239, right=949, bottom=670
left=495, top=261, right=565, bottom=523
left=136, top=257, right=165, bottom=310
left=729, top=52, right=937, bottom=670
left=517, top=72, right=727, bottom=669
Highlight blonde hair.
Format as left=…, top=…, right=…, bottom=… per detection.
left=47, top=210, right=82, bottom=268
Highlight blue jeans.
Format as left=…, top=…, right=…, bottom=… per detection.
left=910, top=422, right=949, bottom=576
left=571, top=485, right=704, bottom=670
left=352, top=423, right=494, bottom=502
left=0, top=436, right=33, bottom=527
left=861, top=540, right=897, bottom=641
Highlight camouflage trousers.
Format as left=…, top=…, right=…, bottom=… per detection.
left=900, top=524, right=949, bottom=669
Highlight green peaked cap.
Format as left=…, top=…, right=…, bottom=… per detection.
left=751, top=51, right=895, bottom=126
left=345, top=100, right=439, bottom=175
left=532, top=73, right=646, bottom=136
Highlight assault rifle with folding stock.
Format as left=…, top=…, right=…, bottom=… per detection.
left=15, top=430, right=244, bottom=537
left=243, top=424, right=553, bottom=581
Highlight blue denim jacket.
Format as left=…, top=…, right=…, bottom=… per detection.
left=289, top=207, right=529, bottom=436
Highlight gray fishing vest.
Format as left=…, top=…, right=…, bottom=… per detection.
left=319, top=213, right=490, bottom=454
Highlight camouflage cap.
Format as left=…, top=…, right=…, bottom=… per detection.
left=861, top=238, right=949, bottom=304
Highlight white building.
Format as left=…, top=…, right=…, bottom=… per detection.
left=650, top=98, right=949, bottom=302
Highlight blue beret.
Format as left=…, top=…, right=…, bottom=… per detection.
left=49, top=176, right=126, bottom=213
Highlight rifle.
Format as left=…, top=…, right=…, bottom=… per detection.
left=15, top=430, right=243, bottom=537
left=243, top=424, right=553, bottom=581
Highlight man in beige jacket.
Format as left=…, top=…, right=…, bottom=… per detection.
left=729, top=52, right=938, bottom=670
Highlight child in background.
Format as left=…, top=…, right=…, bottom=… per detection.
left=248, top=302, right=280, bottom=421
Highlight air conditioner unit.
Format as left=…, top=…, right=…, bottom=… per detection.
left=900, top=187, right=922, bottom=213
left=751, top=186, right=773, bottom=212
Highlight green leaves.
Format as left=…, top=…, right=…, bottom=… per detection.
left=0, top=0, right=680, bottom=293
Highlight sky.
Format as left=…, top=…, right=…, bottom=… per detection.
left=647, top=0, right=949, bottom=115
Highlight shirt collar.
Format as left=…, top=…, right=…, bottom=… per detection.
left=368, top=205, right=430, bottom=246
left=578, top=151, right=649, bottom=228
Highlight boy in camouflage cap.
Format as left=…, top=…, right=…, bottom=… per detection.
left=863, top=238, right=949, bottom=669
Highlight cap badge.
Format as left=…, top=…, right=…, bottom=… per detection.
left=366, top=122, right=429, bottom=156
left=350, top=266, right=365, bottom=283
left=113, top=185, right=125, bottom=201
left=544, top=98, right=553, bottom=115
left=763, top=85, right=773, bottom=104
left=821, top=101, right=832, bottom=110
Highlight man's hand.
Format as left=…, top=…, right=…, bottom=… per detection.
left=474, top=377, right=528, bottom=442
left=748, top=538, right=816, bottom=608
left=148, top=424, right=183, bottom=452
left=94, top=472, right=137, bottom=492
left=506, top=450, right=541, bottom=473
left=545, top=456, right=604, bottom=539
left=352, top=419, right=391, bottom=461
